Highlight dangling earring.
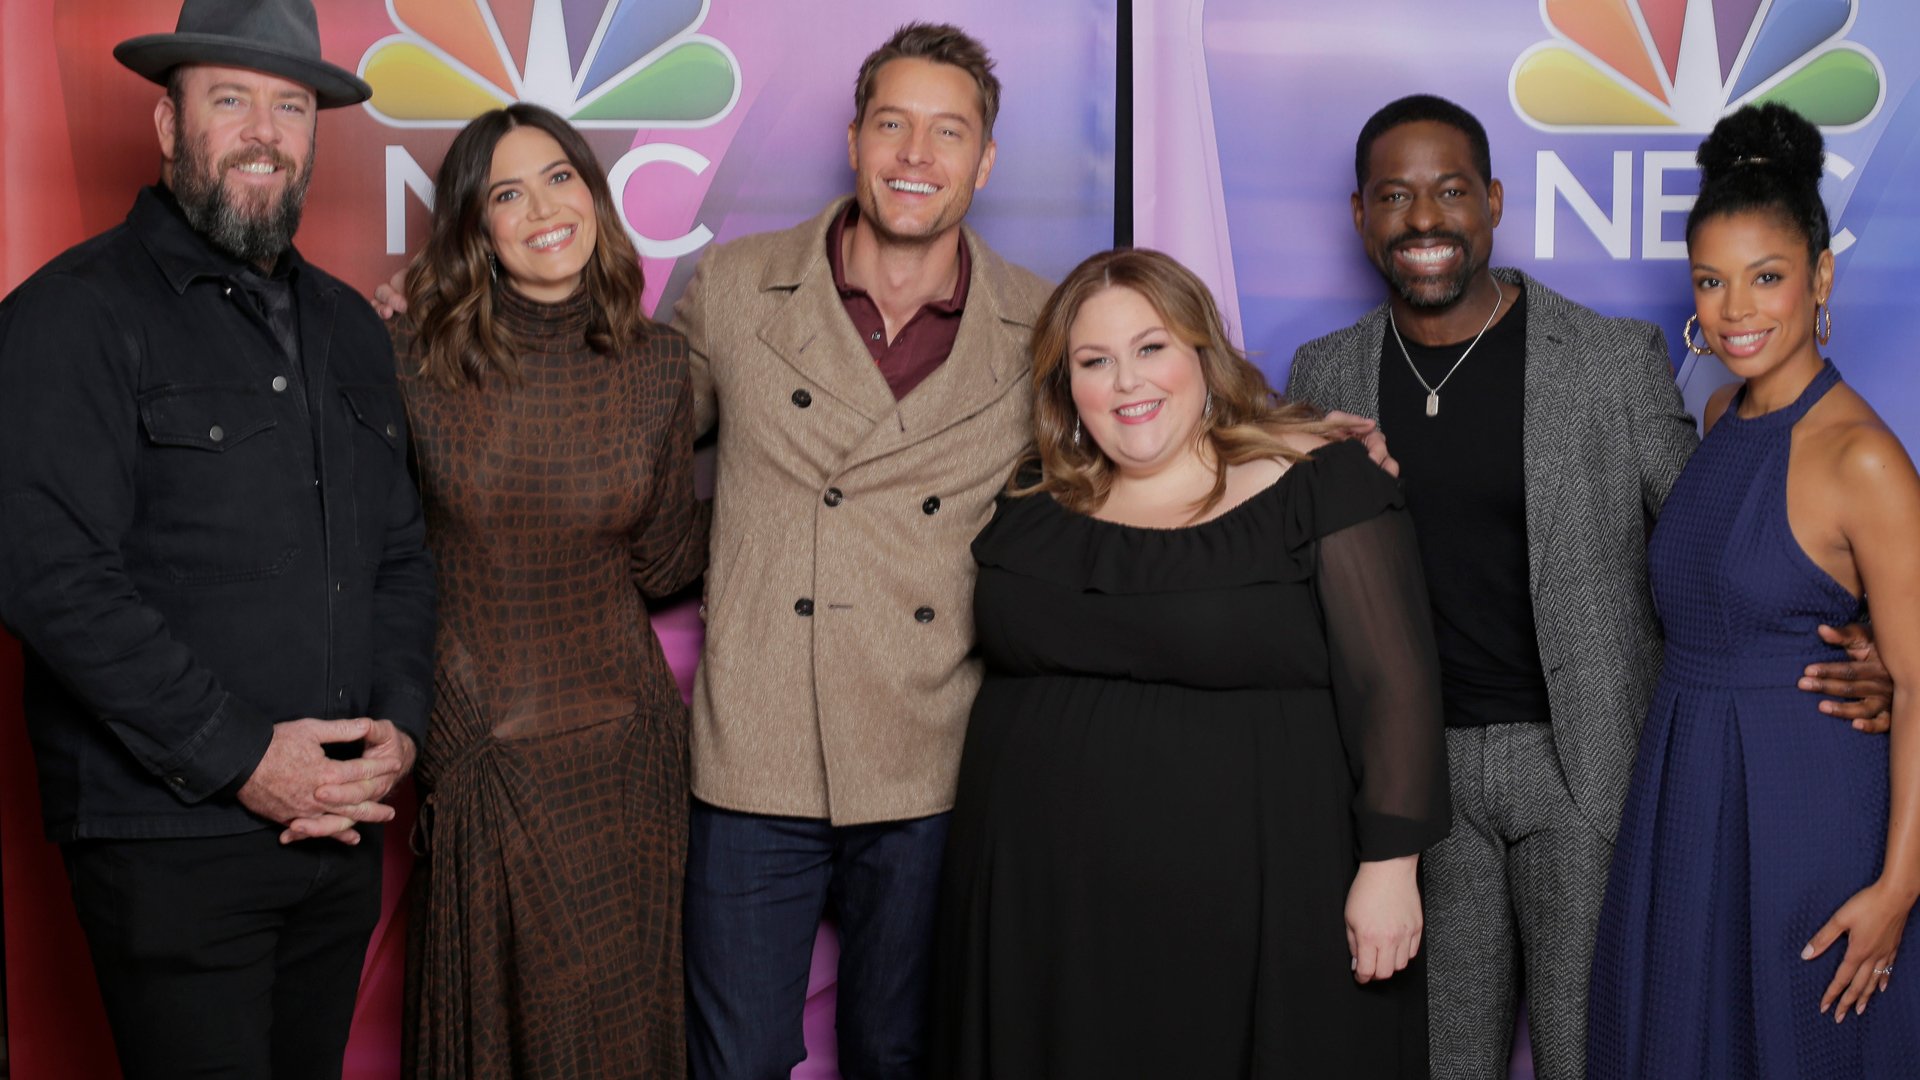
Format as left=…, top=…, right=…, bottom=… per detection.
left=1816, top=300, right=1833, bottom=346
left=486, top=251, right=500, bottom=285
left=1682, top=314, right=1712, bottom=357
left=1203, top=389, right=1214, bottom=419
left=1071, top=416, right=1083, bottom=448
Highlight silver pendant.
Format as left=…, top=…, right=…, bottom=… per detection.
left=1426, top=391, right=1440, bottom=417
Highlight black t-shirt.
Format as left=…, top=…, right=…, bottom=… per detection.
left=1378, top=288, right=1550, bottom=727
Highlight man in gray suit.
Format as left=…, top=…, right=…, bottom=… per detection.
left=1286, top=94, right=1890, bottom=1079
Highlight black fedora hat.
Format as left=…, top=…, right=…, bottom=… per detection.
left=114, top=0, right=372, bottom=109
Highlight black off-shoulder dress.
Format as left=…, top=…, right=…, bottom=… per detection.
left=930, top=440, right=1449, bottom=1078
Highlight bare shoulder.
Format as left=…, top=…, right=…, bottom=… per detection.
left=1806, top=387, right=1919, bottom=493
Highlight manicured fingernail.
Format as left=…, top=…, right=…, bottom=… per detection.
left=1802, top=945, right=1815, bottom=960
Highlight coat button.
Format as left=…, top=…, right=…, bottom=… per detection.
left=166, top=774, right=187, bottom=788
left=794, top=597, right=814, bottom=617
left=791, top=389, right=812, bottom=408
left=208, top=425, right=225, bottom=442
left=922, top=496, right=941, bottom=515
left=914, top=606, right=935, bottom=623
left=386, top=423, right=398, bottom=438
left=271, top=376, right=288, bottom=392
left=824, top=488, right=843, bottom=507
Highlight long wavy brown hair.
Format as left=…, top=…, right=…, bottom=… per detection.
left=1014, top=248, right=1338, bottom=519
left=404, top=103, right=647, bottom=388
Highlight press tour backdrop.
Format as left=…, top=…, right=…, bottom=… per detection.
left=2, top=2, right=1916, bottom=1078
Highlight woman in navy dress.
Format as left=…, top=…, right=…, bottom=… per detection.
left=1588, top=104, right=1920, bottom=1078
left=929, top=249, right=1449, bottom=1077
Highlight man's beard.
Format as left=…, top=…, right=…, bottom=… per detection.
left=170, top=129, right=313, bottom=268
left=1376, top=229, right=1480, bottom=311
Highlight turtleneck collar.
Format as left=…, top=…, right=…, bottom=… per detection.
left=493, top=281, right=594, bottom=346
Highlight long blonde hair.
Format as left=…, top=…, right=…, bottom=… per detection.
left=1014, top=248, right=1337, bottom=518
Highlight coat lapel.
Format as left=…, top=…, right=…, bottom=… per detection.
left=853, top=230, right=1029, bottom=462
left=754, top=203, right=898, bottom=425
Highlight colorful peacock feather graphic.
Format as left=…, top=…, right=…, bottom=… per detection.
left=1511, top=0, right=1884, bottom=132
left=358, top=0, right=740, bottom=128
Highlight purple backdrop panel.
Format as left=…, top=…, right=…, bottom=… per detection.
left=1134, top=0, right=1918, bottom=453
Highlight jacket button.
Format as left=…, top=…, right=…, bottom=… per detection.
left=791, top=389, right=812, bottom=408
left=914, top=606, right=935, bottom=623
left=795, top=597, right=814, bottom=617
left=271, top=376, right=288, bottom=392
left=922, top=495, right=941, bottom=515
left=824, top=487, right=843, bottom=507
left=385, top=423, right=398, bottom=438
left=208, top=425, right=225, bottom=442
left=166, top=774, right=187, bottom=788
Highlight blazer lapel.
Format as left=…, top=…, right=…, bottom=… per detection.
left=1349, top=304, right=1387, bottom=419
left=1516, top=269, right=1578, bottom=595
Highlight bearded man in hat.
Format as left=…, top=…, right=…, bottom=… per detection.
left=0, top=1, right=434, bottom=1076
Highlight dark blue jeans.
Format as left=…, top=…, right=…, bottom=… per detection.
left=685, top=800, right=951, bottom=1080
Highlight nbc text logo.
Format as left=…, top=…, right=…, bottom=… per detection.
left=1509, top=0, right=1882, bottom=260
left=359, top=0, right=742, bottom=258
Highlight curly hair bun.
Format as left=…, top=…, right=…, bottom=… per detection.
left=1696, top=103, right=1824, bottom=187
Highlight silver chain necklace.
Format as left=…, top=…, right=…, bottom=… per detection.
left=1388, top=278, right=1504, bottom=417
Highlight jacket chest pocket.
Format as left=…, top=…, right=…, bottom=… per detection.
left=339, top=384, right=405, bottom=567
left=137, top=385, right=298, bottom=584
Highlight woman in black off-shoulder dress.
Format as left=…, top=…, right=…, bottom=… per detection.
left=930, top=249, right=1449, bottom=1079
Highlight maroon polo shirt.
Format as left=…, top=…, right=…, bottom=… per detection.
left=827, top=203, right=971, bottom=400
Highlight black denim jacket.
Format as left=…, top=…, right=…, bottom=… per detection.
left=0, top=187, right=436, bottom=841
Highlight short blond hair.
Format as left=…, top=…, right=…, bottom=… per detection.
left=854, top=23, right=1000, bottom=136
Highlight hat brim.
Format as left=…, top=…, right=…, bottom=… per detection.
left=114, top=33, right=371, bottom=109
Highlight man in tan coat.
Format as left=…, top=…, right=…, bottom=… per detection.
left=670, top=23, right=1051, bottom=1080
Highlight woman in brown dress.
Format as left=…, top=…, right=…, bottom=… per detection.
left=390, top=103, right=704, bottom=1078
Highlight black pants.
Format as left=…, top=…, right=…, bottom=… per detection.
left=62, top=826, right=384, bottom=1080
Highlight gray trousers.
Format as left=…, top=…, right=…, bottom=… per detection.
left=1425, top=723, right=1613, bottom=1080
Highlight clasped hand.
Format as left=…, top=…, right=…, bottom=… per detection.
left=236, top=717, right=417, bottom=845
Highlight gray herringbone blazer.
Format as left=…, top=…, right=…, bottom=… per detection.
left=1286, top=268, right=1698, bottom=841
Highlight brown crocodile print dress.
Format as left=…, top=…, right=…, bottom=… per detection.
left=393, top=286, right=705, bottom=1079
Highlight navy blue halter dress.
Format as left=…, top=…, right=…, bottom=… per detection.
left=1589, top=361, right=1920, bottom=1078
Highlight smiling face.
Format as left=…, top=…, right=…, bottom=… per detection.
left=847, top=57, right=996, bottom=247
left=157, top=64, right=318, bottom=268
left=1067, top=285, right=1209, bottom=479
left=1353, top=120, right=1502, bottom=313
left=1689, top=209, right=1833, bottom=382
left=484, top=125, right=598, bottom=303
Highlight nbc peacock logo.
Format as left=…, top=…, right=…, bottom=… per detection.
left=1510, top=0, right=1884, bottom=133
left=358, top=0, right=740, bottom=129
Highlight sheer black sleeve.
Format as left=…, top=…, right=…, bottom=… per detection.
left=1316, top=504, right=1451, bottom=860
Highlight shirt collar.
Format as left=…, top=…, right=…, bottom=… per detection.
left=825, top=201, right=971, bottom=315
left=130, top=185, right=304, bottom=296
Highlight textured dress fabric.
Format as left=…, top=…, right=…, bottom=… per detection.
left=929, top=440, right=1450, bottom=1078
left=1590, top=361, right=1920, bottom=1078
left=392, top=287, right=706, bottom=1079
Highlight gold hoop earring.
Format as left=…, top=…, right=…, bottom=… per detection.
left=1816, top=301, right=1833, bottom=346
left=1682, top=314, right=1713, bottom=357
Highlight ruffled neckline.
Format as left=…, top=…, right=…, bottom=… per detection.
left=974, top=439, right=1403, bottom=595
